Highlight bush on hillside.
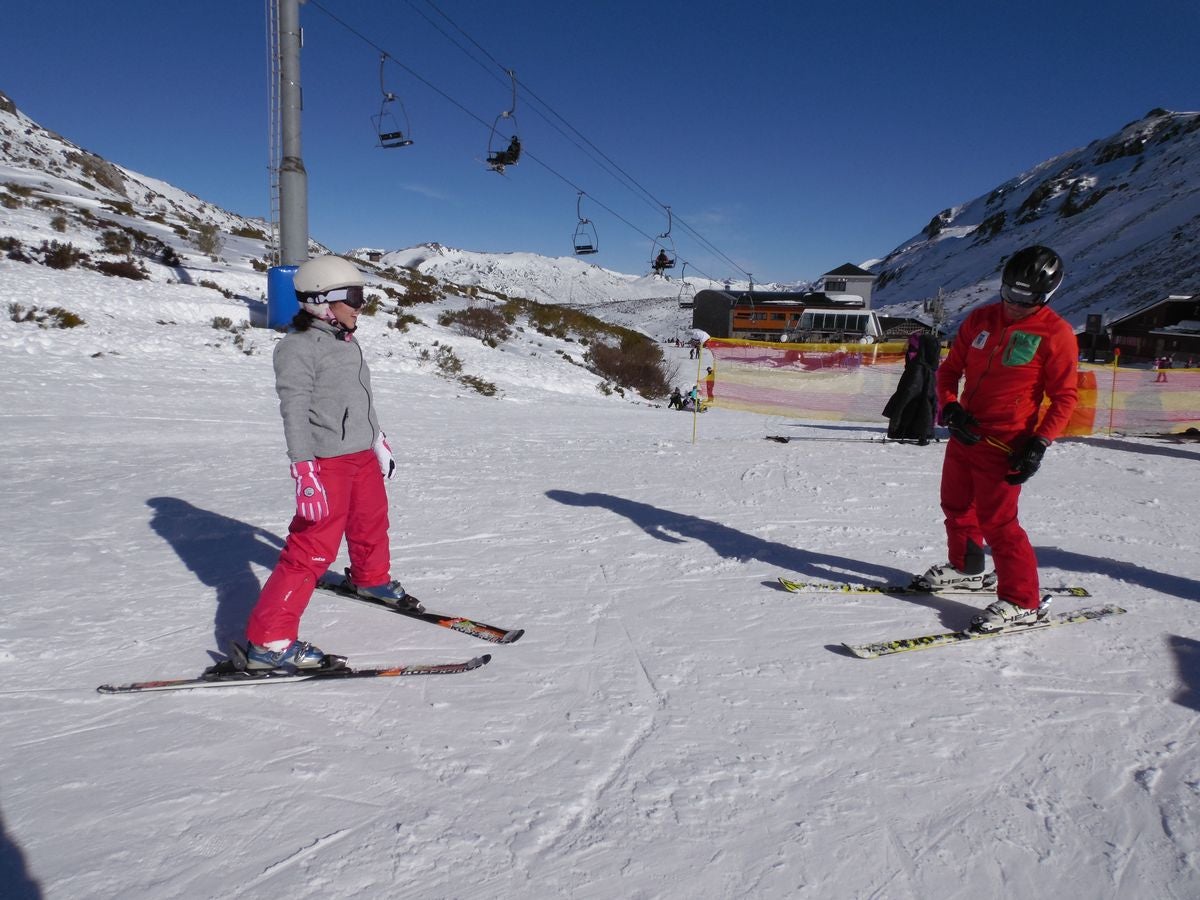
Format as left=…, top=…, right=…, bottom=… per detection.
left=389, top=311, right=422, bottom=332
left=586, top=334, right=671, bottom=399
left=9, top=303, right=85, bottom=328
left=95, top=259, right=148, bottom=280
left=191, top=221, right=224, bottom=258
left=437, top=306, right=512, bottom=346
left=2, top=236, right=29, bottom=262
left=99, top=229, right=133, bottom=256
left=377, top=266, right=444, bottom=304
left=458, top=374, right=498, bottom=396
left=40, top=240, right=87, bottom=270
left=231, top=225, right=266, bottom=240
left=434, top=344, right=463, bottom=377
left=199, top=279, right=235, bottom=299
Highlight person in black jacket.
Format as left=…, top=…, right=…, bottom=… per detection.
left=882, top=332, right=940, bottom=443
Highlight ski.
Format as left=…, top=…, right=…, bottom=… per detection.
left=778, top=577, right=1091, bottom=598
left=766, top=435, right=941, bottom=445
left=98, top=653, right=492, bottom=694
left=316, top=577, right=524, bottom=644
left=843, top=605, right=1126, bottom=659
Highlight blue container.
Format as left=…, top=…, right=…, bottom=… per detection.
left=267, top=265, right=300, bottom=329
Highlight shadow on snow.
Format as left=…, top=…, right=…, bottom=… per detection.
left=0, top=802, right=41, bottom=900
left=544, top=489, right=984, bottom=627
left=1168, top=635, right=1200, bottom=712
left=145, top=497, right=284, bottom=655
left=1035, top=546, right=1200, bottom=603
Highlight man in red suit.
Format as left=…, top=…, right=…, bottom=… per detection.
left=916, top=246, right=1079, bottom=632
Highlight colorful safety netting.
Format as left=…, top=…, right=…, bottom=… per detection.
left=700, top=338, right=1200, bottom=436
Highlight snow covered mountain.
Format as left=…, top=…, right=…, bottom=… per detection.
left=0, top=90, right=282, bottom=263
left=0, top=89, right=697, bottom=406
left=3, top=87, right=1197, bottom=340
left=0, top=89, right=700, bottom=343
left=870, top=109, right=1200, bottom=328
left=353, top=243, right=707, bottom=340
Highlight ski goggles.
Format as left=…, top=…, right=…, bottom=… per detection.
left=1000, top=283, right=1043, bottom=307
left=323, top=285, right=365, bottom=308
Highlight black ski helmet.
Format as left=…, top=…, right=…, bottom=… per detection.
left=1001, top=245, right=1064, bottom=306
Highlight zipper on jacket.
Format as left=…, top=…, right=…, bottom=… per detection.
left=963, top=322, right=1009, bottom=412
left=354, top=339, right=376, bottom=436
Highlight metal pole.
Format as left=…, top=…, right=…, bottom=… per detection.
left=278, top=0, right=308, bottom=266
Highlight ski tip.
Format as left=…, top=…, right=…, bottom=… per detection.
left=840, top=643, right=875, bottom=660
left=471, top=654, right=493, bottom=669
left=498, top=629, right=525, bottom=644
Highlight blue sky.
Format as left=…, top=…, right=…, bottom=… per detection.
left=3, top=1, right=1195, bottom=283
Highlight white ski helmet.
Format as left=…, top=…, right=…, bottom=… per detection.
left=293, top=255, right=365, bottom=315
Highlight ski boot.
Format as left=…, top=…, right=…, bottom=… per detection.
left=244, top=639, right=329, bottom=671
left=913, top=563, right=998, bottom=592
left=342, top=568, right=424, bottom=613
left=971, top=598, right=1048, bottom=633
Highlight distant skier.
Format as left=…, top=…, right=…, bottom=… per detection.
left=1154, top=356, right=1171, bottom=383
left=653, top=249, right=672, bottom=276
left=488, top=135, right=521, bottom=170
left=916, top=246, right=1078, bottom=632
left=882, top=333, right=939, bottom=443
left=242, top=255, right=418, bottom=671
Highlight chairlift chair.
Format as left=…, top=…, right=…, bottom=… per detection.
left=651, top=239, right=676, bottom=274
left=486, top=70, right=521, bottom=173
left=650, top=205, right=676, bottom=274
left=372, top=55, right=413, bottom=149
left=677, top=262, right=695, bottom=307
left=572, top=192, right=598, bottom=255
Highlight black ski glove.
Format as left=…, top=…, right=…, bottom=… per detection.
left=1005, top=436, right=1050, bottom=485
left=940, top=401, right=982, bottom=445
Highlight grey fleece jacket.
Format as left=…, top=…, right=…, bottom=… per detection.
left=273, top=319, right=381, bottom=463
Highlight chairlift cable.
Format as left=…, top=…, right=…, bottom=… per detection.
left=308, top=1, right=490, bottom=132
left=414, top=0, right=747, bottom=276
left=305, top=0, right=743, bottom=284
left=415, top=0, right=668, bottom=222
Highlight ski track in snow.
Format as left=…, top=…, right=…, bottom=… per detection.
left=1, top=263, right=1200, bottom=898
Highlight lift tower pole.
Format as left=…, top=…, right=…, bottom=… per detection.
left=277, top=0, right=308, bottom=265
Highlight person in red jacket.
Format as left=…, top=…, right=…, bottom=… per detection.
left=915, top=246, right=1078, bottom=632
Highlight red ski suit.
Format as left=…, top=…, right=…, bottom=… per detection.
left=245, top=317, right=393, bottom=647
left=936, top=301, right=1078, bottom=608
left=246, top=450, right=390, bottom=645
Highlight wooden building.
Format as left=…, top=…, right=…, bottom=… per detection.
left=1079, top=294, right=1200, bottom=364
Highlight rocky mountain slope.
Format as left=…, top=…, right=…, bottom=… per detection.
left=870, top=109, right=1200, bottom=327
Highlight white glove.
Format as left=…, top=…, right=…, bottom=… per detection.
left=373, top=431, right=396, bottom=480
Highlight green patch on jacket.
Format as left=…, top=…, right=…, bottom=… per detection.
left=1003, top=330, right=1042, bottom=365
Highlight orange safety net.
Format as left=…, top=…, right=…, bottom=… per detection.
left=702, top=338, right=1200, bottom=436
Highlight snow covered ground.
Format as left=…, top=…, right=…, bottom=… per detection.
left=2, top=259, right=1199, bottom=900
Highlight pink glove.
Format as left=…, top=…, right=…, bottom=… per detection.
left=291, top=460, right=329, bottom=522
left=373, top=432, right=396, bottom=480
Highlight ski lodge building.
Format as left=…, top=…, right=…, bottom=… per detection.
left=692, top=263, right=883, bottom=344
left=1076, top=294, right=1200, bottom=364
